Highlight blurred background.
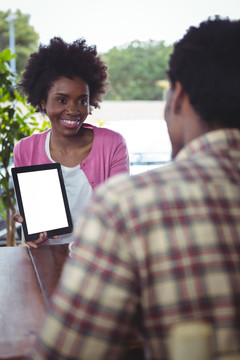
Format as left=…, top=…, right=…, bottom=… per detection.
left=0, top=0, right=239, bottom=244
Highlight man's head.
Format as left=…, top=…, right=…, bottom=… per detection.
left=165, top=17, right=240, bottom=158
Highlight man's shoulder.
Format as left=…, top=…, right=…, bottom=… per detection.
left=95, top=161, right=183, bottom=198
left=95, top=154, right=211, bottom=204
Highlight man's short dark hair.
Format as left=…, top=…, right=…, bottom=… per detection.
left=167, top=17, right=240, bottom=128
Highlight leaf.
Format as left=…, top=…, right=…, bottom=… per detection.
left=0, top=206, right=7, bottom=221
left=0, top=48, right=47, bottom=244
left=0, top=48, right=16, bottom=62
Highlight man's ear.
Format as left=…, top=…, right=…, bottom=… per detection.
left=172, top=81, right=185, bottom=115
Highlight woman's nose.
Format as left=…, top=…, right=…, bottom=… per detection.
left=66, top=102, right=80, bottom=114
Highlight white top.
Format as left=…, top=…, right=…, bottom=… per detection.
left=45, top=131, right=93, bottom=244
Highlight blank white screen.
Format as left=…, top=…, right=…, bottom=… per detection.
left=17, top=169, right=68, bottom=234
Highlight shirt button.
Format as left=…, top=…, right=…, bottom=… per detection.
left=90, top=180, right=94, bottom=183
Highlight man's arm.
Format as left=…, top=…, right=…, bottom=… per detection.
left=29, top=185, right=139, bottom=360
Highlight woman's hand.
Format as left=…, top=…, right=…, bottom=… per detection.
left=25, top=232, right=49, bottom=249
left=13, top=211, right=24, bottom=224
left=13, top=211, right=49, bottom=248
left=24, top=233, right=59, bottom=249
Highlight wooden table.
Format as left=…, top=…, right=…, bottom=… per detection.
left=0, top=244, right=69, bottom=360
left=0, top=244, right=144, bottom=360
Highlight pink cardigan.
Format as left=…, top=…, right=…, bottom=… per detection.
left=14, top=123, right=130, bottom=190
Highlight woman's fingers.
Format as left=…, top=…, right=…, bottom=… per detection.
left=25, top=241, right=39, bottom=249
left=25, top=232, right=48, bottom=248
left=13, top=212, right=24, bottom=223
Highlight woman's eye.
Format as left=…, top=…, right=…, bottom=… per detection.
left=78, top=99, right=88, bottom=105
left=57, top=98, right=66, bottom=104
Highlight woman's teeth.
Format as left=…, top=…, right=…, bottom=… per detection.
left=61, top=119, right=81, bottom=128
left=65, top=120, right=77, bottom=124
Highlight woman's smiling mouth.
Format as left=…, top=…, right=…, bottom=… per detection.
left=61, top=118, right=81, bottom=128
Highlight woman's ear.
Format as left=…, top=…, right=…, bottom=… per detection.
left=40, top=100, right=46, bottom=113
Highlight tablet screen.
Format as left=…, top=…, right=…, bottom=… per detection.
left=11, top=163, right=73, bottom=242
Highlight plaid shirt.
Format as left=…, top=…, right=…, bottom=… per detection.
left=30, top=129, right=240, bottom=360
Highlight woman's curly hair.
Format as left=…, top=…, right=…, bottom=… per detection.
left=18, top=37, right=109, bottom=112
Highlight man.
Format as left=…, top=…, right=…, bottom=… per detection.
left=29, top=17, right=240, bottom=359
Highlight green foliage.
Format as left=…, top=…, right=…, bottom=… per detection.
left=0, top=48, right=48, bottom=245
left=103, top=40, right=173, bottom=100
left=0, top=9, right=39, bottom=78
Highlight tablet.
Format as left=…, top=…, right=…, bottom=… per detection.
left=11, top=163, right=73, bottom=242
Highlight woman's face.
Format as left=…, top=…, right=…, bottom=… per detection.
left=42, top=76, right=90, bottom=137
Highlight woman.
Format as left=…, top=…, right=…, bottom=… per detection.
left=13, top=37, right=129, bottom=247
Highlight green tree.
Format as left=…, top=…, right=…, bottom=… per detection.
left=0, top=9, right=39, bottom=77
left=0, top=49, right=49, bottom=246
left=103, top=40, right=173, bottom=100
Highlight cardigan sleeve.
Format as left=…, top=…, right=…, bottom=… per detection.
left=13, top=131, right=51, bottom=167
left=109, top=133, right=130, bottom=177
left=13, top=140, right=22, bottom=167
